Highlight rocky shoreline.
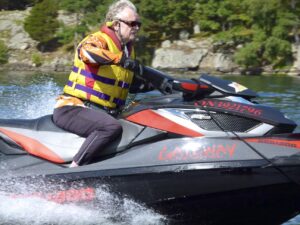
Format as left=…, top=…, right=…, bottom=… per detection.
left=0, top=10, right=300, bottom=76
left=152, top=38, right=300, bottom=76
left=0, top=9, right=73, bottom=73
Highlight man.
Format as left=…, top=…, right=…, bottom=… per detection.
left=53, top=0, right=149, bottom=167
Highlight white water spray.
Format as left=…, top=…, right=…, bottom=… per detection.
left=1, top=78, right=60, bottom=119
left=0, top=185, right=166, bottom=225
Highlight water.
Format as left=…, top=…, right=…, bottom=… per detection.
left=0, top=71, right=300, bottom=224
left=0, top=72, right=64, bottom=119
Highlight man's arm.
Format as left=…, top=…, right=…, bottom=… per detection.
left=79, top=34, right=123, bottom=65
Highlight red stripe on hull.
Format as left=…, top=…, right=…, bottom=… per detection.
left=126, top=109, right=203, bottom=137
left=245, top=137, right=300, bottom=149
left=0, top=128, right=65, bottom=163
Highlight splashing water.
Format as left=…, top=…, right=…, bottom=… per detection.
left=0, top=183, right=166, bottom=225
left=0, top=78, right=61, bottom=119
left=0, top=167, right=166, bottom=225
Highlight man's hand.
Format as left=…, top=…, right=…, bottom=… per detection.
left=119, top=54, right=142, bottom=74
left=159, top=79, right=173, bottom=94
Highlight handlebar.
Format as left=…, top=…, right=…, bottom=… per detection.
left=141, top=66, right=212, bottom=97
left=140, top=65, right=257, bottom=100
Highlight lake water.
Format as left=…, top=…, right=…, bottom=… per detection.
left=0, top=70, right=300, bottom=225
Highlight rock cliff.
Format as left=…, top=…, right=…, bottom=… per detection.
left=152, top=38, right=300, bottom=76
left=0, top=10, right=299, bottom=75
left=152, top=38, right=239, bottom=74
left=0, top=9, right=73, bottom=72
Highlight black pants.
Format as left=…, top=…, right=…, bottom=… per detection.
left=53, top=106, right=122, bottom=165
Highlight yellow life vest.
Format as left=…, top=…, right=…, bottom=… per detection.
left=63, top=31, right=135, bottom=109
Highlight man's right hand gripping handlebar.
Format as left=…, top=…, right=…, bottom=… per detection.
left=119, top=54, right=174, bottom=95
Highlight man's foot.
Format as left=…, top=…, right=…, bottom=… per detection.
left=69, top=161, right=79, bottom=168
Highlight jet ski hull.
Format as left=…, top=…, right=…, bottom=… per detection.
left=2, top=159, right=300, bottom=225
left=1, top=121, right=300, bottom=225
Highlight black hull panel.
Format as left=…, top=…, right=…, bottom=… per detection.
left=156, top=183, right=300, bottom=225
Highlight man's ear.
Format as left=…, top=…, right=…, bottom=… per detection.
left=107, top=20, right=119, bottom=30
left=106, top=21, right=114, bottom=27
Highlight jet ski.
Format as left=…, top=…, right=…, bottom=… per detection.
left=1, top=66, right=300, bottom=225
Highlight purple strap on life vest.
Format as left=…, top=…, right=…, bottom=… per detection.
left=72, top=66, right=130, bottom=89
left=118, top=81, right=130, bottom=89
left=67, top=81, right=110, bottom=101
left=67, top=81, right=126, bottom=106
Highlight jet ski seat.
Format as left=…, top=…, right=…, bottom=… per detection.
left=0, top=115, right=145, bottom=164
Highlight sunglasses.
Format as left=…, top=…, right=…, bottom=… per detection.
left=118, top=19, right=142, bottom=28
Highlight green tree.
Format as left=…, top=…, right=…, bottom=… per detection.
left=24, top=0, right=59, bottom=51
left=192, top=0, right=234, bottom=34
left=234, top=41, right=263, bottom=69
left=164, top=1, right=195, bottom=37
left=236, top=0, right=295, bottom=68
left=137, top=0, right=169, bottom=42
left=134, top=0, right=197, bottom=63
left=86, top=0, right=112, bottom=26
left=189, top=0, right=300, bottom=71
left=137, top=0, right=196, bottom=41
left=58, top=0, right=107, bottom=49
left=288, top=0, right=300, bottom=44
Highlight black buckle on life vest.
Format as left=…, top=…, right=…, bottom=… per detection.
left=83, top=100, right=120, bottom=116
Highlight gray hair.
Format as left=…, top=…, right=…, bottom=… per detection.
left=105, top=0, right=137, bottom=22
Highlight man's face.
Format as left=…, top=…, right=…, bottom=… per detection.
left=115, top=7, right=141, bottom=43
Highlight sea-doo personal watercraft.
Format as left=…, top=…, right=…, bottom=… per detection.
left=1, top=67, right=300, bottom=225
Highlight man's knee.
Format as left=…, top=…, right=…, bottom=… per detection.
left=111, top=121, right=123, bottom=137
left=97, top=119, right=122, bottom=137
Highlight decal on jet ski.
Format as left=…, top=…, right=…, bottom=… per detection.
left=126, top=109, right=203, bottom=137
left=196, top=100, right=262, bottom=116
left=11, top=187, right=95, bottom=204
left=246, top=138, right=300, bottom=149
left=228, top=82, right=248, bottom=93
left=180, top=82, right=209, bottom=91
left=158, top=144, right=236, bottom=161
left=0, top=128, right=65, bottom=163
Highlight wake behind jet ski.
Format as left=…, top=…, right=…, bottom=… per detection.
left=1, top=67, right=300, bottom=225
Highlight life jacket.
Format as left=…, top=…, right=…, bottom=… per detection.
left=63, top=28, right=135, bottom=109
